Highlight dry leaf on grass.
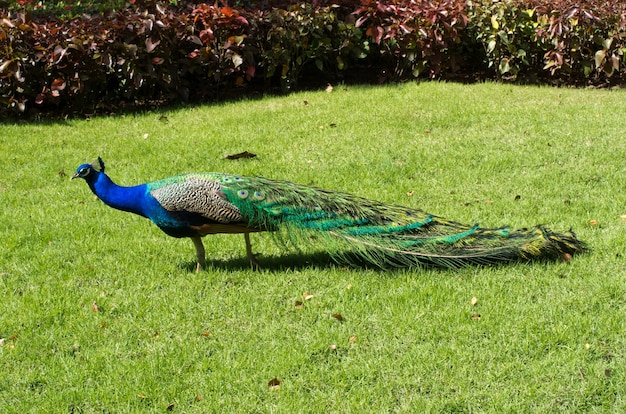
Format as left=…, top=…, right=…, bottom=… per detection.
left=268, top=378, right=281, bottom=390
left=224, top=151, right=257, bottom=160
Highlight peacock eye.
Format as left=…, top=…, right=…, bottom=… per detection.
left=80, top=167, right=90, bottom=176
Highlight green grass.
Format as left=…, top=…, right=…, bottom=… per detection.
left=1, top=82, right=625, bottom=412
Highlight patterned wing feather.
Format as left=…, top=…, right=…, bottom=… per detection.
left=149, top=175, right=243, bottom=223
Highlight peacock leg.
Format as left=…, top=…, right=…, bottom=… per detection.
left=191, top=236, right=206, bottom=272
left=244, top=233, right=260, bottom=268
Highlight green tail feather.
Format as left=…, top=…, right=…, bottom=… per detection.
left=211, top=174, right=586, bottom=269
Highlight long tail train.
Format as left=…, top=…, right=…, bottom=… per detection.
left=224, top=176, right=587, bottom=269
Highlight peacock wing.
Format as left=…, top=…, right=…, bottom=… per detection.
left=148, top=175, right=243, bottom=224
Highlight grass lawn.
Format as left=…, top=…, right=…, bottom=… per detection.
left=1, top=82, right=625, bottom=412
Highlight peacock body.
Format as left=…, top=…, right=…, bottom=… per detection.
left=73, top=158, right=586, bottom=270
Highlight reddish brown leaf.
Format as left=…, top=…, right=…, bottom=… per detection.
left=332, top=313, right=344, bottom=322
left=366, top=26, right=384, bottom=44
left=199, top=28, right=213, bottom=43
left=220, top=6, right=234, bottom=17
left=51, top=78, right=66, bottom=91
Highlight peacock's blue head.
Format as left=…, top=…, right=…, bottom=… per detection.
left=71, top=157, right=105, bottom=181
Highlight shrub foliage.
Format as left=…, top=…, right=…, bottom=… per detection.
left=1, top=0, right=625, bottom=117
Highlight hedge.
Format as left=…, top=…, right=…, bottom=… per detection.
left=1, top=0, right=625, bottom=117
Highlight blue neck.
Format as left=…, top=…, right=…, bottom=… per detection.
left=87, top=171, right=148, bottom=218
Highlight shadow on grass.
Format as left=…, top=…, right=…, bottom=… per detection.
left=177, top=250, right=452, bottom=275
left=176, top=248, right=586, bottom=274
left=178, top=251, right=343, bottom=273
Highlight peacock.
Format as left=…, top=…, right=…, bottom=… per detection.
left=72, top=157, right=586, bottom=271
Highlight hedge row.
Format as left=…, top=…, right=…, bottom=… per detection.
left=1, top=0, right=625, bottom=117
left=472, top=0, right=626, bottom=82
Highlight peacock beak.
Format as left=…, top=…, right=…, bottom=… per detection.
left=70, top=172, right=80, bottom=180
